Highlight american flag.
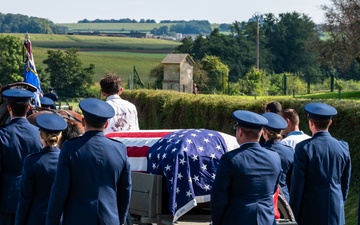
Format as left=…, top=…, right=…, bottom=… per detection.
left=106, top=130, right=177, bottom=172
left=147, top=129, right=235, bottom=222
left=106, top=129, right=239, bottom=222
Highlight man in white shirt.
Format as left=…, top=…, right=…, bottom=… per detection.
left=100, top=74, right=139, bottom=134
left=281, top=108, right=311, bottom=149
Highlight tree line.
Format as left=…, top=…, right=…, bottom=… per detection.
left=0, top=13, right=66, bottom=34
left=167, top=9, right=360, bottom=95
left=78, top=18, right=156, bottom=23
left=151, top=20, right=213, bottom=35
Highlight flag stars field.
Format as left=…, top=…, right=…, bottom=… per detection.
left=145, top=129, right=231, bottom=221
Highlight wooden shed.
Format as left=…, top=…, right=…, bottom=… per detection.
left=162, top=54, right=195, bottom=93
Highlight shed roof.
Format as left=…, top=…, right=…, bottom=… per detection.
left=161, top=54, right=195, bottom=65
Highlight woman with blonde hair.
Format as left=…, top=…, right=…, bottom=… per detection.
left=15, top=114, right=67, bottom=225
left=261, top=112, right=294, bottom=203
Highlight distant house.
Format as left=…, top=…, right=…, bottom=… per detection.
left=162, top=54, right=195, bottom=93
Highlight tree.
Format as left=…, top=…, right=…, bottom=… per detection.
left=150, top=25, right=169, bottom=35
left=43, top=48, right=94, bottom=100
left=0, top=34, right=24, bottom=85
left=148, top=64, right=164, bottom=89
left=174, top=36, right=194, bottom=54
left=263, top=12, right=321, bottom=82
left=241, top=67, right=269, bottom=96
left=321, top=0, right=360, bottom=68
left=200, top=55, right=229, bottom=93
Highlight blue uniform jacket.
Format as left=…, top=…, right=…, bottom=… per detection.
left=46, top=131, right=132, bottom=225
left=211, top=142, right=281, bottom=225
left=15, top=146, right=60, bottom=225
left=290, top=131, right=351, bottom=225
left=263, top=140, right=294, bottom=202
left=0, top=118, right=42, bottom=213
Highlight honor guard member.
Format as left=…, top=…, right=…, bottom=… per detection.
left=262, top=112, right=294, bottom=203
left=39, top=97, right=55, bottom=110
left=211, top=110, right=281, bottom=225
left=0, top=89, right=42, bottom=225
left=290, top=102, right=351, bottom=225
left=43, top=87, right=58, bottom=110
left=15, top=114, right=67, bottom=225
left=46, top=98, right=132, bottom=225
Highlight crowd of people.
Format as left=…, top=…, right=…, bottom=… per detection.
left=0, top=75, right=353, bottom=225
left=0, top=74, right=137, bottom=225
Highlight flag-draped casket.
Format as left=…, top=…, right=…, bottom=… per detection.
left=106, top=129, right=239, bottom=222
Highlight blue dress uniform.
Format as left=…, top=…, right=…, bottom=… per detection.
left=211, top=110, right=281, bottom=225
left=290, top=103, right=351, bottom=225
left=43, top=87, right=58, bottom=110
left=15, top=114, right=67, bottom=225
left=0, top=89, right=42, bottom=225
left=262, top=112, right=294, bottom=202
left=39, top=97, right=55, bottom=109
left=46, top=98, right=132, bottom=225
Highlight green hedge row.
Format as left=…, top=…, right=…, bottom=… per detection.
left=122, top=89, right=360, bottom=187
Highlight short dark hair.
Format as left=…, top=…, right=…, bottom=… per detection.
left=312, top=118, right=331, bottom=130
left=100, top=74, right=122, bottom=95
left=7, top=101, right=30, bottom=117
left=282, top=108, right=299, bottom=126
left=239, top=126, right=262, bottom=140
left=84, top=117, right=107, bottom=129
left=265, top=101, right=282, bottom=114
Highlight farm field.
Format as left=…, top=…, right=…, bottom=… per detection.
left=58, top=22, right=176, bottom=33
left=12, top=33, right=181, bottom=52
left=11, top=33, right=181, bottom=84
left=33, top=48, right=167, bottom=84
left=58, top=22, right=222, bottom=33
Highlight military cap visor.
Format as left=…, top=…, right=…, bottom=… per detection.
left=305, top=102, right=337, bottom=120
left=2, top=89, right=33, bottom=102
left=40, top=97, right=55, bottom=107
left=232, top=110, right=268, bottom=129
left=262, top=112, right=287, bottom=131
left=35, top=113, right=68, bottom=133
left=79, top=98, right=115, bottom=122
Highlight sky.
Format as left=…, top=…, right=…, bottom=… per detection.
left=1, top=0, right=331, bottom=24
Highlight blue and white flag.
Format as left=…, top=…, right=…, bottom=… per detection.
left=24, top=33, right=41, bottom=106
left=147, top=129, right=231, bottom=222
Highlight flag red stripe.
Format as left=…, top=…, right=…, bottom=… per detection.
left=106, top=131, right=172, bottom=138
left=126, top=146, right=150, bottom=157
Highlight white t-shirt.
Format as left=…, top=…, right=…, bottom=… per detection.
left=281, top=131, right=311, bottom=149
left=103, top=94, right=139, bottom=134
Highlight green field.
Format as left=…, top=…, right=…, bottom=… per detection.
left=11, top=33, right=181, bottom=84
left=58, top=22, right=221, bottom=33
left=33, top=48, right=167, bottom=84
left=13, top=34, right=180, bottom=51
left=58, top=22, right=176, bottom=33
